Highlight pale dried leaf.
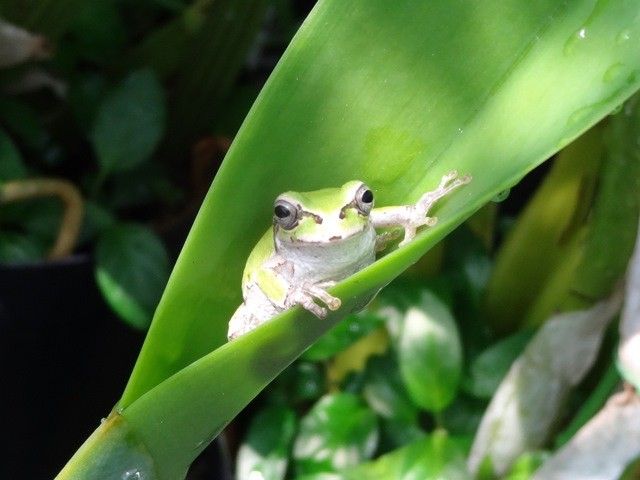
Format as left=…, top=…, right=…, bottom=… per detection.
left=619, top=214, right=640, bottom=389
left=0, top=19, right=52, bottom=67
left=468, top=292, right=623, bottom=476
left=3, top=68, right=67, bottom=97
left=532, top=392, right=640, bottom=480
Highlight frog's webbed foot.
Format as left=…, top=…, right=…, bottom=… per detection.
left=287, top=282, right=341, bottom=318
left=399, top=170, right=471, bottom=246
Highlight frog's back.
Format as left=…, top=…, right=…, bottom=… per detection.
left=242, top=228, right=275, bottom=288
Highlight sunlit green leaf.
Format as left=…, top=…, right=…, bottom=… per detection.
left=398, top=290, right=462, bottom=412
left=236, top=405, right=296, bottom=480
left=505, top=452, right=549, bottom=480
left=304, top=311, right=385, bottom=361
left=339, top=430, right=470, bottom=480
left=293, top=393, right=378, bottom=476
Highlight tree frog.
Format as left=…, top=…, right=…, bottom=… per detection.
left=227, top=170, right=471, bottom=340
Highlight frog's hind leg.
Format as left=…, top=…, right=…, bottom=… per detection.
left=227, top=304, right=258, bottom=340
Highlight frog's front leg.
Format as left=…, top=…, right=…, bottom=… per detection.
left=259, top=259, right=341, bottom=318
left=286, top=281, right=341, bottom=318
left=371, top=170, right=471, bottom=246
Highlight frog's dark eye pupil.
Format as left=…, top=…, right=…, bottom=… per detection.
left=362, top=189, right=373, bottom=203
left=275, top=205, right=290, bottom=218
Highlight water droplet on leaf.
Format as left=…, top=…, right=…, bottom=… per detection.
left=492, top=189, right=510, bottom=203
left=564, top=27, right=587, bottom=55
left=616, top=29, right=631, bottom=44
left=603, top=63, right=624, bottom=83
left=122, top=469, right=144, bottom=480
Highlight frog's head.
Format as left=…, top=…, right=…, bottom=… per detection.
left=272, top=180, right=374, bottom=245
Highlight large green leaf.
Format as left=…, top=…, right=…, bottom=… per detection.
left=60, top=0, right=640, bottom=478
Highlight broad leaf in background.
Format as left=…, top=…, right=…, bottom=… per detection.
left=95, top=224, right=170, bottom=330
left=504, top=452, right=549, bottom=480
left=236, top=405, right=297, bottom=480
left=463, top=330, right=534, bottom=399
left=59, top=0, right=640, bottom=478
left=91, top=69, right=166, bottom=175
left=322, top=430, right=470, bottom=480
left=362, top=353, right=418, bottom=424
left=303, top=311, right=386, bottom=361
left=533, top=392, right=640, bottom=480
left=468, top=292, right=623, bottom=476
left=293, top=393, right=378, bottom=476
left=397, top=290, right=462, bottom=412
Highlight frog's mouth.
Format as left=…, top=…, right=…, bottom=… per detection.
left=281, top=223, right=372, bottom=246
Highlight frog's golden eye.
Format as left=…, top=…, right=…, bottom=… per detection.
left=274, top=199, right=299, bottom=230
left=355, top=184, right=374, bottom=215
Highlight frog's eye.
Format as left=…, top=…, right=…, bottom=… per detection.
left=273, top=199, right=299, bottom=229
left=355, top=184, right=374, bottom=215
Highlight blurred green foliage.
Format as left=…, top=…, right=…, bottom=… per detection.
left=0, top=0, right=296, bottom=328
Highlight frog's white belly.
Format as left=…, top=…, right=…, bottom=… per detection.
left=227, top=225, right=376, bottom=339
left=277, top=224, right=376, bottom=284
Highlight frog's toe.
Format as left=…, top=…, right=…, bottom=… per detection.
left=327, top=297, right=341, bottom=311
left=425, top=216, right=438, bottom=227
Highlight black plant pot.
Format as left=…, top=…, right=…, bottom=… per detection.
left=0, top=255, right=232, bottom=479
left=0, top=255, right=143, bottom=478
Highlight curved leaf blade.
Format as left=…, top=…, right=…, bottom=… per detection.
left=121, top=0, right=640, bottom=410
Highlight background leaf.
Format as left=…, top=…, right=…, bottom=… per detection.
left=236, top=405, right=297, bottom=480
left=91, top=69, right=166, bottom=175
left=398, top=290, right=463, bottom=412
left=293, top=393, right=378, bottom=476
left=95, top=224, right=170, bottom=329
left=463, top=330, right=534, bottom=399
left=339, top=430, right=470, bottom=480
